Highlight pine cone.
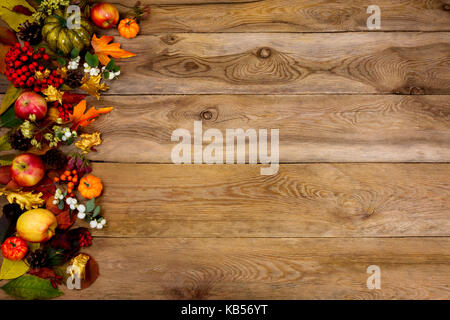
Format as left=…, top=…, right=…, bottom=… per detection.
left=17, top=21, right=43, bottom=45
left=65, top=70, right=84, bottom=88
left=9, top=130, right=31, bottom=151
left=41, top=149, right=67, bottom=170
left=27, top=249, right=49, bottom=269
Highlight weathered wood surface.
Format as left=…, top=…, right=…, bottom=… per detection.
left=1, top=237, right=449, bottom=300
left=100, top=33, right=450, bottom=94
left=109, top=0, right=450, bottom=33
left=75, top=94, right=450, bottom=163
left=84, top=163, right=450, bottom=238
left=1, top=33, right=450, bottom=95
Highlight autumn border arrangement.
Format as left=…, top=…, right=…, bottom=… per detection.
left=0, top=0, right=148, bottom=299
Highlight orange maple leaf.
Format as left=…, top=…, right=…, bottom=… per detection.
left=91, top=34, right=136, bottom=66
left=70, top=100, right=114, bottom=130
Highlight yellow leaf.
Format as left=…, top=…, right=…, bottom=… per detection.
left=0, top=0, right=35, bottom=31
left=91, top=34, right=136, bottom=66
left=0, top=187, right=44, bottom=210
left=0, top=84, right=22, bottom=116
left=80, top=74, right=109, bottom=100
left=75, top=132, right=102, bottom=154
left=42, top=85, right=63, bottom=104
left=34, top=69, right=51, bottom=80
left=0, top=258, right=29, bottom=280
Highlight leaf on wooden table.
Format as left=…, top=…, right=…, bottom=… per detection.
left=80, top=74, right=109, bottom=100
left=0, top=26, right=18, bottom=46
left=0, top=258, right=29, bottom=280
left=0, top=84, right=22, bottom=116
left=55, top=210, right=76, bottom=230
left=0, top=0, right=35, bottom=31
left=70, top=99, right=113, bottom=130
left=1, top=105, right=23, bottom=128
left=1, top=275, right=63, bottom=300
left=0, top=187, right=44, bottom=210
left=0, top=165, right=12, bottom=184
left=62, top=92, right=86, bottom=105
left=42, top=85, right=63, bottom=104
left=91, top=34, right=136, bottom=66
left=0, top=133, right=11, bottom=151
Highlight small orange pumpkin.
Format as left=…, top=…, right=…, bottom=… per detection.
left=78, top=175, right=103, bottom=199
left=118, top=18, right=139, bottom=39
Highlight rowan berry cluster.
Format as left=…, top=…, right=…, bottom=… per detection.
left=4, top=42, right=63, bottom=91
left=51, top=101, right=74, bottom=122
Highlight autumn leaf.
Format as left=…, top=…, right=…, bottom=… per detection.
left=75, top=132, right=102, bottom=154
left=91, top=34, right=136, bottom=66
left=0, top=44, right=11, bottom=74
left=0, top=26, right=18, bottom=46
left=0, top=0, right=35, bottom=31
left=0, top=187, right=44, bottom=210
left=0, top=258, right=29, bottom=280
left=42, top=85, right=63, bottom=104
left=70, top=100, right=114, bottom=130
left=80, top=74, right=109, bottom=100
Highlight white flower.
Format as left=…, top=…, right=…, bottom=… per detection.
left=115, top=71, right=120, bottom=76
left=90, top=220, right=98, bottom=228
left=64, top=131, right=72, bottom=138
left=61, top=136, right=67, bottom=141
left=66, top=197, right=73, bottom=205
left=77, top=212, right=86, bottom=219
left=83, top=63, right=88, bottom=68
left=70, top=204, right=76, bottom=210
left=77, top=204, right=86, bottom=213
left=59, top=195, right=64, bottom=200
left=101, top=219, right=106, bottom=225
left=96, top=223, right=103, bottom=230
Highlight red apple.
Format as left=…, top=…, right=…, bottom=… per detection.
left=91, top=2, right=119, bottom=29
left=14, top=91, right=47, bottom=121
left=10, top=153, right=45, bottom=187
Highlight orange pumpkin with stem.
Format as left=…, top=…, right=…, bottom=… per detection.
left=118, top=18, right=139, bottom=39
left=78, top=175, right=103, bottom=199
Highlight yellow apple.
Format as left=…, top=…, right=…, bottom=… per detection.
left=16, top=209, right=57, bottom=243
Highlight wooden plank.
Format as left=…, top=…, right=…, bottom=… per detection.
left=75, top=94, right=450, bottom=163
left=110, top=0, right=450, bottom=33
left=85, top=163, right=450, bottom=237
left=94, top=32, right=450, bottom=94
left=1, top=237, right=448, bottom=299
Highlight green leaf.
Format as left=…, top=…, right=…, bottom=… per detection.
left=1, top=275, right=63, bottom=300
left=46, top=247, right=67, bottom=267
left=1, top=105, right=23, bottom=128
left=0, top=258, right=29, bottom=280
left=0, top=133, right=11, bottom=151
left=93, top=205, right=101, bottom=218
left=85, top=198, right=95, bottom=213
left=85, top=52, right=99, bottom=68
left=0, top=84, right=22, bottom=116
left=58, top=200, right=65, bottom=210
left=56, top=57, right=66, bottom=66
left=0, top=154, right=16, bottom=166
left=70, top=47, right=79, bottom=59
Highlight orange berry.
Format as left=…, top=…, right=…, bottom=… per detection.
left=54, top=177, right=59, bottom=183
left=68, top=182, right=74, bottom=188
left=72, top=177, right=78, bottom=183
left=72, top=170, right=77, bottom=175
left=64, top=171, right=71, bottom=176
left=60, top=175, right=67, bottom=181
left=67, top=176, right=72, bottom=181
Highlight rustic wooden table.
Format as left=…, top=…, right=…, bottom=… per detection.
left=1, top=0, right=450, bottom=299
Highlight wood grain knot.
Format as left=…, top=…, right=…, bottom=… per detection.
left=443, top=4, right=450, bottom=11
left=160, top=34, right=180, bottom=45
left=257, top=47, right=272, bottom=59
left=200, top=108, right=218, bottom=121
left=184, top=61, right=199, bottom=71
left=409, top=87, right=425, bottom=95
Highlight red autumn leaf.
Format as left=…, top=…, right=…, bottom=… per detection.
left=55, top=210, right=77, bottom=230
left=29, top=267, right=56, bottom=279
left=23, top=176, right=55, bottom=201
left=70, top=100, right=113, bottom=130
left=0, top=27, right=18, bottom=46
left=81, top=255, right=99, bottom=289
left=0, top=44, right=11, bottom=74
left=62, top=92, right=87, bottom=105
left=0, top=165, right=11, bottom=185
left=12, top=5, right=33, bottom=16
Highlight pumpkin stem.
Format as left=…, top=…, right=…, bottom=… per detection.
left=52, top=14, right=67, bottom=27
left=84, top=181, right=90, bottom=187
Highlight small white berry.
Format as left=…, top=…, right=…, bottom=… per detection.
left=90, top=220, right=98, bottom=228
left=101, top=219, right=106, bottom=225
left=70, top=204, right=76, bottom=210
left=53, top=200, right=58, bottom=205
left=83, top=63, right=88, bottom=68
left=61, top=136, right=67, bottom=141
left=77, top=212, right=86, bottom=219
left=96, top=223, right=103, bottom=230
left=77, top=204, right=86, bottom=213
left=64, top=131, right=72, bottom=138
left=59, top=195, right=64, bottom=200
left=66, top=197, right=72, bottom=205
